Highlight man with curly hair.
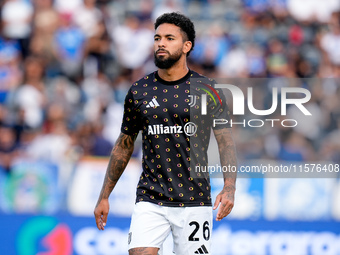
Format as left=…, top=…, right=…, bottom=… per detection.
left=94, top=12, right=237, bottom=255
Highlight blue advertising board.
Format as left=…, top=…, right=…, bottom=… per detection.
left=1, top=213, right=339, bottom=255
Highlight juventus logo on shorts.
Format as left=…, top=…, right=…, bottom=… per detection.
left=128, top=232, right=132, bottom=244
left=194, top=244, right=209, bottom=254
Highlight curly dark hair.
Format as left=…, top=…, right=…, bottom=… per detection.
left=154, top=12, right=196, bottom=57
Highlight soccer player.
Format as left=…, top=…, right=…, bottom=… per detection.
left=94, top=12, right=237, bottom=255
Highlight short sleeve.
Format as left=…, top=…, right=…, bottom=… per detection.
left=121, top=88, right=142, bottom=136
left=209, top=86, right=231, bottom=130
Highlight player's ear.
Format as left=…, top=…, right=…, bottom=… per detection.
left=183, top=41, right=192, bottom=54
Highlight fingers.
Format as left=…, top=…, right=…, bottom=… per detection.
left=94, top=209, right=108, bottom=230
left=215, top=199, right=234, bottom=221
left=102, top=213, right=108, bottom=228
left=213, top=195, right=221, bottom=210
left=216, top=204, right=224, bottom=221
left=99, top=216, right=106, bottom=230
left=96, top=215, right=107, bottom=230
left=94, top=200, right=109, bottom=230
left=94, top=211, right=104, bottom=230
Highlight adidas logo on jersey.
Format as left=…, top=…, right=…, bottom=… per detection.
left=194, top=244, right=209, bottom=254
left=146, top=98, right=160, bottom=108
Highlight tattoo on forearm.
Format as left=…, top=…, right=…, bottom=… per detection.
left=214, top=128, right=237, bottom=192
left=96, top=133, right=137, bottom=206
left=222, top=183, right=236, bottom=200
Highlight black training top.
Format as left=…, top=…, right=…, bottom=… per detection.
left=121, top=70, right=231, bottom=207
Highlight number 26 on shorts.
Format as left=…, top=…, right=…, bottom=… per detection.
left=188, top=221, right=210, bottom=241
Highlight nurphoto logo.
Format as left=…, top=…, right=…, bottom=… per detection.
left=199, top=83, right=312, bottom=128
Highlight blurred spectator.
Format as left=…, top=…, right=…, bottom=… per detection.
left=320, top=12, right=340, bottom=66
left=81, top=71, right=112, bottom=122
left=84, top=20, right=115, bottom=79
left=294, top=56, right=314, bottom=78
left=270, top=0, right=288, bottom=18
left=77, top=0, right=113, bottom=79
left=100, top=70, right=129, bottom=144
left=53, top=12, right=86, bottom=80
left=90, top=122, right=113, bottom=156
left=1, top=0, right=33, bottom=58
left=102, top=100, right=124, bottom=145
left=30, top=0, right=60, bottom=77
left=246, top=44, right=266, bottom=77
left=243, top=0, right=269, bottom=14
left=111, top=14, right=153, bottom=71
left=0, top=125, right=19, bottom=172
left=266, top=38, right=289, bottom=77
left=151, top=0, right=183, bottom=22
left=288, top=23, right=304, bottom=46
left=73, top=0, right=103, bottom=39
left=54, top=0, right=82, bottom=16
left=0, top=104, right=7, bottom=125
left=320, top=120, right=340, bottom=163
left=10, top=56, right=46, bottom=129
left=111, top=68, right=132, bottom=104
left=33, top=0, right=59, bottom=35
left=135, top=0, right=154, bottom=22
left=191, top=22, right=230, bottom=72
left=23, top=118, right=72, bottom=163
left=74, top=121, right=112, bottom=157
left=218, top=45, right=248, bottom=77
left=277, top=130, right=315, bottom=161
left=0, top=34, right=22, bottom=103
left=43, top=103, right=67, bottom=133
left=74, top=121, right=92, bottom=156
left=287, top=0, right=340, bottom=23
left=45, top=76, right=83, bottom=130
left=287, top=92, right=323, bottom=141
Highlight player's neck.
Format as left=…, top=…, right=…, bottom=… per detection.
left=157, top=60, right=189, bottom=82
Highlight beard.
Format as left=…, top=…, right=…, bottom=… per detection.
left=154, top=48, right=183, bottom=69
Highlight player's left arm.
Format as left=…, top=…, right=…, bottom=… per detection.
left=212, top=127, right=237, bottom=221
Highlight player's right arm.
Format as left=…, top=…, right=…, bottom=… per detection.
left=94, top=132, right=137, bottom=230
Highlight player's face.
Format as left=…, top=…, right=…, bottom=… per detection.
left=154, top=23, right=190, bottom=69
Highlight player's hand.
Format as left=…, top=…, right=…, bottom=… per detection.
left=94, top=199, right=109, bottom=230
left=213, top=184, right=235, bottom=221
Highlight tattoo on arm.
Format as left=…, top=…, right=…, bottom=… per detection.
left=214, top=128, right=237, bottom=193
left=96, top=132, right=137, bottom=206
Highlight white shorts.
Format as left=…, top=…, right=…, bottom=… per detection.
left=128, top=202, right=212, bottom=255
